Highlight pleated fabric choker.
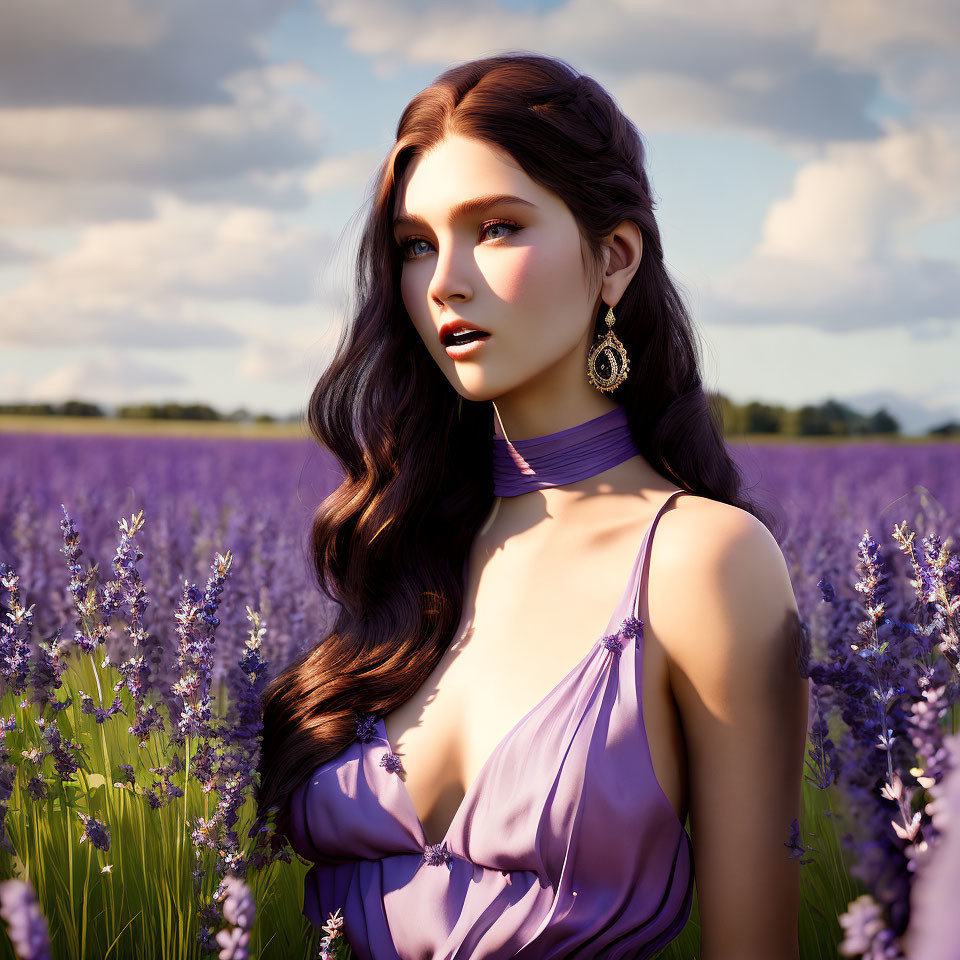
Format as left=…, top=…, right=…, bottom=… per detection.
left=492, top=405, right=639, bottom=497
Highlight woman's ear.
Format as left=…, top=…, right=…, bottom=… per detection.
left=599, top=220, right=643, bottom=307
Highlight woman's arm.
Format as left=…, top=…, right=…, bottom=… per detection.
left=652, top=499, right=810, bottom=960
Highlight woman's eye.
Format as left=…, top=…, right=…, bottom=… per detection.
left=401, top=238, right=431, bottom=259
left=399, top=219, right=520, bottom=261
left=480, top=219, right=520, bottom=242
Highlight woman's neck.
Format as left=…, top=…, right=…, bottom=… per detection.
left=491, top=404, right=640, bottom=497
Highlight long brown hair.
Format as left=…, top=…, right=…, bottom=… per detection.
left=256, top=51, right=782, bottom=843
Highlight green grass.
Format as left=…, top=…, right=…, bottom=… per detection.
left=0, top=651, right=320, bottom=960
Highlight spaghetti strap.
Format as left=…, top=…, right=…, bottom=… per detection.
left=632, top=488, right=685, bottom=618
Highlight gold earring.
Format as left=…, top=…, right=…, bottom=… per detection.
left=586, top=304, right=630, bottom=392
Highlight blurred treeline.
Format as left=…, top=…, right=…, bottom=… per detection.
left=708, top=394, right=959, bottom=438
left=0, top=400, right=295, bottom=424
left=1, top=395, right=959, bottom=437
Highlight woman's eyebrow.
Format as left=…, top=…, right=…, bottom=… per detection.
left=393, top=193, right=536, bottom=231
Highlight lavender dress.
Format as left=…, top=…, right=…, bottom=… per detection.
left=288, top=489, right=694, bottom=958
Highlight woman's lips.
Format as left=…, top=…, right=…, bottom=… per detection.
left=444, top=333, right=491, bottom=360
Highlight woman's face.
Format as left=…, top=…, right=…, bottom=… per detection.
left=393, top=134, right=602, bottom=406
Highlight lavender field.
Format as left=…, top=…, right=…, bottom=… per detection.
left=1, top=431, right=344, bottom=685
left=0, top=428, right=958, bottom=959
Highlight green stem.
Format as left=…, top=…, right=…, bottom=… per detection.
left=64, top=779, right=76, bottom=960
left=80, top=830, right=92, bottom=960
left=824, top=791, right=853, bottom=907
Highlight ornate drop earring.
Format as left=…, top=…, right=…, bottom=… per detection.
left=586, top=304, right=630, bottom=393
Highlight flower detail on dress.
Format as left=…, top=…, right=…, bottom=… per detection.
left=599, top=633, right=623, bottom=654
left=422, top=841, right=453, bottom=866
left=380, top=751, right=404, bottom=774
left=620, top=615, right=644, bottom=640
left=355, top=713, right=378, bottom=743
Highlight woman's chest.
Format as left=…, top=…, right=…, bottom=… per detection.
left=381, top=507, right=687, bottom=844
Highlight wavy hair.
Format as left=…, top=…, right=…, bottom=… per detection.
left=255, top=50, right=782, bottom=843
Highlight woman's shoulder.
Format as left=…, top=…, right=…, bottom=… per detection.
left=646, top=491, right=798, bottom=667
left=654, top=491, right=783, bottom=571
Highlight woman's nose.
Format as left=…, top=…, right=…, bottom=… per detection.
left=427, top=241, right=473, bottom=306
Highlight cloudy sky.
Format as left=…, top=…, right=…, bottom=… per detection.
left=1, top=0, right=958, bottom=433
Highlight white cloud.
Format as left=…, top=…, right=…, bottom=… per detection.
left=0, top=1, right=326, bottom=225
left=0, top=0, right=296, bottom=107
left=315, top=0, right=919, bottom=141
left=815, top=0, right=960, bottom=112
left=0, top=370, right=31, bottom=401
left=238, top=326, right=333, bottom=383
left=0, top=237, right=45, bottom=265
left=0, top=84, right=323, bottom=195
left=303, top=147, right=384, bottom=195
left=0, top=194, right=333, bottom=347
left=313, top=0, right=960, bottom=145
left=27, top=352, right=186, bottom=404
left=703, top=120, right=960, bottom=332
left=0, top=0, right=163, bottom=59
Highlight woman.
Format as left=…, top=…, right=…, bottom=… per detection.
left=258, top=51, right=810, bottom=959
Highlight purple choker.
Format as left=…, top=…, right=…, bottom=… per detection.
left=492, top=406, right=640, bottom=497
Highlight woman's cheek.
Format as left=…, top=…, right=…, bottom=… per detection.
left=484, top=245, right=540, bottom=304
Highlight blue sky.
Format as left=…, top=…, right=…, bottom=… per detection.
left=1, top=0, right=958, bottom=433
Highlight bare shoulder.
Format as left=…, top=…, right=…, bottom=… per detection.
left=648, top=493, right=801, bottom=687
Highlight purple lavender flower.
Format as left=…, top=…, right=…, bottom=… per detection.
left=0, top=564, right=34, bottom=696
left=213, top=875, right=255, bottom=960
left=104, top=510, right=167, bottom=744
left=0, top=762, right=17, bottom=853
left=25, top=777, right=47, bottom=801
left=220, top=874, right=255, bottom=930
left=79, top=692, right=125, bottom=724
left=805, top=686, right=839, bottom=790
left=0, top=715, right=20, bottom=852
left=144, top=756, right=185, bottom=808
left=40, top=721, right=81, bottom=782
left=808, top=526, right=929, bottom=933
left=838, top=894, right=882, bottom=954
left=115, top=764, right=136, bottom=786
left=223, top=607, right=270, bottom=760
left=818, top=577, right=837, bottom=603
left=0, top=879, right=51, bottom=960
left=215, top=925, right=250, bottom=960
left=904, top=729, right=960, bottom=959
left=28, top=627, right=68, bottom=709
left=77, top=813, right=110, bottom=852
left=783, top=817, right=814, bottom=865
left=172, top=552, right=233, bottom=741
left=58, top=506, right=102, bottom=655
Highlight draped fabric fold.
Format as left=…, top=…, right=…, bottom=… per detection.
left=492, top=405, right=639, bottom=497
